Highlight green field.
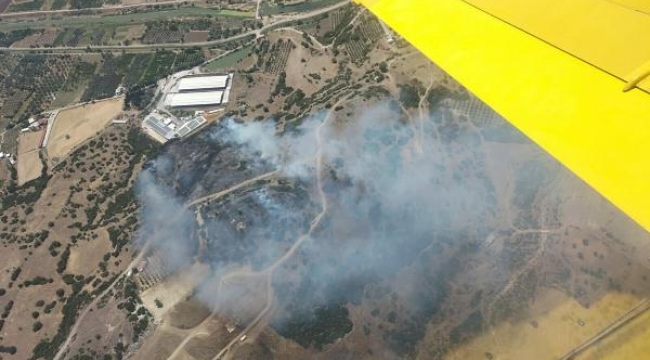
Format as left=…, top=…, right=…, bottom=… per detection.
left=260, top=0, right=342, bottom=15
left=0, top=8, right=253, bottom=32
left=203, top=45, right=253, bottom=71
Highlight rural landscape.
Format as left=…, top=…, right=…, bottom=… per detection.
left=0, top=1, right=650, bottom=360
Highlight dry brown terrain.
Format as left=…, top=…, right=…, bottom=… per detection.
left=0, top=122, right=157, bottom=359
left=46, top=97, right=124, bottom=164
left=16, top=130, right=44, bottom=185
left=1, top=6, right=649, bottom=360
left=10, top=28, right=59, bottom=48
left=184, top=30, right=209, bottom=43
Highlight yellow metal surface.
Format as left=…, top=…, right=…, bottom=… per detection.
left=354, top=0, right=650, bottom=231
left=610, top=0, right=650, bottom=14
left=463, top=0, right=650, bottom=91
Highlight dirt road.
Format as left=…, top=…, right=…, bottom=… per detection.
left=53, top=242, right=151, bottom=360
left=208, top=99, right=342, bottom=360
left=185, top=171, right=278, bottom=208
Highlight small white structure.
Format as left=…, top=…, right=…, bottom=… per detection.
left=178, top=75, right=229, bottom=92
left=169, top=91, right=224, bottom=107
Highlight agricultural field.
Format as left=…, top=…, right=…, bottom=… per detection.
left=140, top=50, right=177, bottom=85
left=202, top=45, right=254, bottom=71
left=294, top=5, right=355, bottom=45
left=9, top=28, right=59, bottom=48
left=0, top=8, right=254, bottom=32
left=52, top=58, right=99, bottom=107
left=52, top=28, right=85, bottom=47
left=184, top=30, right=209, bottom=43
left=5, top=0, right=45, bottom=12
left=50, top=0, right=67, bottom=10
left=16, top=130, right=45, bottom=186
left=81, top=53, right=133, bottom=101
left=262, top=38, right=292, bottom=74
left=337, top=13, right=384, bottom=64
left=260, top=0, right=342, bottom=16
left=46, top=97, right=124, bottom=163
left=0, top=54, right=101, bottom=129
left=172, top=48, right=205, bottom=71
left=0, top=29, right=36, bottom=47
left=122, top=53, right=154, bottom=86
left=140, top=17, right=260, bottom=44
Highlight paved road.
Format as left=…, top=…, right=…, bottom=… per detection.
left=0, top=0, right=201, bottom=18
left=0, top=0, right=350, bottom=53
left=557, top=299, right=650, bottom=360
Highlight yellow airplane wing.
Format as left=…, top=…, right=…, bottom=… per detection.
left=354, top=0, right=650, bottom=231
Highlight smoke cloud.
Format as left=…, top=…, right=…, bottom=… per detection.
left=134, top=101, right=502, bottom=352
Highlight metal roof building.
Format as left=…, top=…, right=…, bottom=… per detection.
left=178, top=75, right=229, bottom=92
left=143, top=114, right=175, bottom=140
left=169, top=91, right=224, bottom=107
left=175, top=116, right=207, bottom=137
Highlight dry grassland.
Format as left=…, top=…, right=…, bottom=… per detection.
left=444, top=290, right=642, bottom=360
left=47, top=97, right=124, bottom=163
left=16, top=130, right=44, bottom=185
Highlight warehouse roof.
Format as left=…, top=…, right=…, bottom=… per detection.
left=176, top=116, right=207, bottom=137
left=178, top=75, right=229, bottom=91
left=143, top=114, right=175, bottom=139
left=169, top=91, right=224, bottom=107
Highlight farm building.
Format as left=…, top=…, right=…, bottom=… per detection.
left=143, top=113, right=176, bottom=142
left=178, top=75, right=230, bottom=92
left=175, top=115, right=206, bottom=137
left=169, top=91, right=225, bottom=107
left=142, top=112, right=207, bottom=143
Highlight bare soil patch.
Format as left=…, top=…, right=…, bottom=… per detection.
left=68, top=228, right=111, bottom=275
left=46, top=97, right=124, bottom=164
left=130, top=330, right=186, bottom=360
left=140, top=263, right=210, bottom=321
left=11, top=28, right=59, bottom=48
left=284, top=38, right=337, bottom=96
left=16, top=130, right=44, bottom=185
left=167, top=297, right=211, bottom=330
left=184, top=30, right=209, bottom=43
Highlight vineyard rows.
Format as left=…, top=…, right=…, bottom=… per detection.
left=264, top=40, right=292, bottom=75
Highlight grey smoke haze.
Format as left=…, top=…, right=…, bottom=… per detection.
left=135, top=169, right=197, bottom=270
left=134, top=102, right=499, bottom=343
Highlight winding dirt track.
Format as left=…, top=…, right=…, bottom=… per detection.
left=185, top=171, right=278, bottom=209
left=53, top=243, right=151, bottom=360
left=55, top=170, right=280, bottom=360
left=207, top=100, right=342, bottom=360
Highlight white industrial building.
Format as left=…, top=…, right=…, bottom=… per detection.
left=142, top=112, right=208, bottom=144
left=143, top=113, right=176, bottom=142
left=178, top=75, right=230, bottom=92
left=169, top=91, right=225, bottom=107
